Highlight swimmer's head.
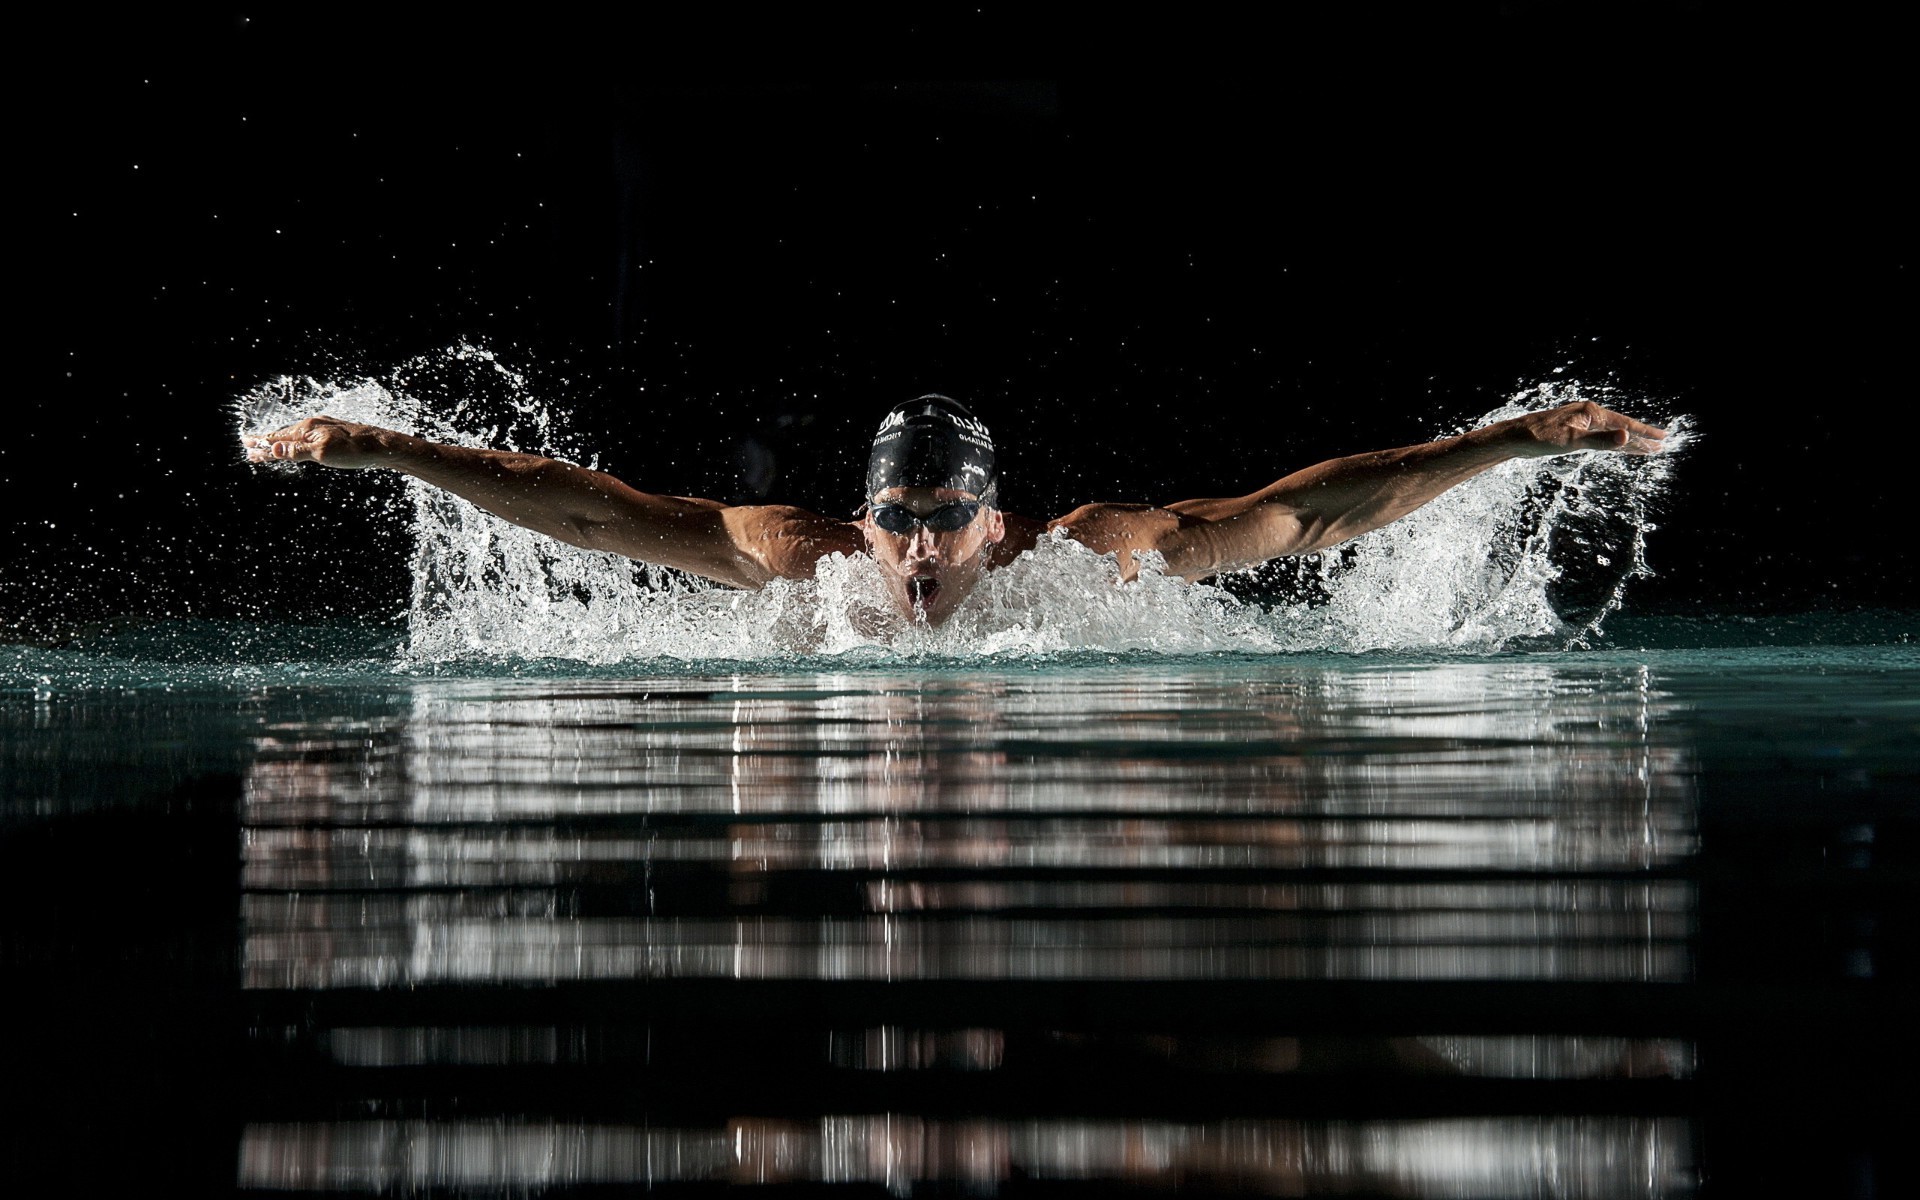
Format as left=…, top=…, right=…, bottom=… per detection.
left=866, top=394, right=998, bottom=509
left=861, top=395, right=1004, bottom=625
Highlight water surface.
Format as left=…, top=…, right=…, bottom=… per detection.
left=7, top=623, right=1911, bottom=1196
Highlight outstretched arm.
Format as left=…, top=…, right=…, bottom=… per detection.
left=1054, top=401, right=1667, bottom=580
left=242, top=416, right=856, bottom=587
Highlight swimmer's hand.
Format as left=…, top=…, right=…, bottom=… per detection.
left=1501, top=401, right=1667, bottom=458
left=242, top=415, right=396, bottom=469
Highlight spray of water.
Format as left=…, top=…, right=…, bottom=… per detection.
left=1272, top=385, right=1690, bottom=653
left=235, top=349, right=1687, bottom=663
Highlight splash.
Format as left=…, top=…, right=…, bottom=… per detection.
left=236, top=353, right=1685, bottom=663
left=1276, top=384, right=1690, bottom=652
left=233, top=342, right=581, bottom=462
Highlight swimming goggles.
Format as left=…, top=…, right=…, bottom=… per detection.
left=868, top=501, right=983, bottom=534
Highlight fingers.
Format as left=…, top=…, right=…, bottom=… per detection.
left=240, top=415, right=344, bottom=464
left=1602, top=411, right=1667, bottom=441
left=1601, top=412, right=1667, bottom=455
left=241, top=435, right=279, bottom=462
left=241, top=433, right=312, bottom=463
left=1578, top=403, right=1665, bottom=438
left=1567, top=403, right=1668, bottom=454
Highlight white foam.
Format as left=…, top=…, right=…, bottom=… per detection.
left=237, top=351, right=1685, bottom=663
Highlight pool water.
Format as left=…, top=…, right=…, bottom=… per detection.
left=5, top=621, right=1912, bottom=1196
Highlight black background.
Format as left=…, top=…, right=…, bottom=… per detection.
left=6, top=13, right=1911, bottom=1197
left=10, top=5, right=1912, bottom=635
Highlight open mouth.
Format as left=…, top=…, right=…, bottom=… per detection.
left=907, top=576, right=941, bottom=612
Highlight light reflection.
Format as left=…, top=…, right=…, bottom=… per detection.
left=1420, top=1034, right=1692, bottom=1079
left=239, top=668, right=1694, bottom=826
left=315, top=1024, right=1688, bottom=1079
left=243, top=899, right=1690, bottom=986
left=240, top=666, right=1697, bottom=987
left=828, top=1027, right=1005, bottom=1071
left=327, top=1025, right=569, bottom=1066
left=863, top=878, right=1690, bottom=913
left=238, top=1115, right=1694, bottom=1196
left=820, top=1029, right=1689, bottom=1079
left=241, top=814, right=1693, bottom=883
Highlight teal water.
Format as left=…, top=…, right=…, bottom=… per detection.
left=5, top=616, right=1914, bottom=1196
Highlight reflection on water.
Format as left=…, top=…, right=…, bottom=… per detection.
left=319, top=1023, right=1687, bottom=1079
left=243, top=897, right=1689, bottom=986
left=15, top=646, right=1914, bottom=1195
left=224, top=664, right=1702, bottom=1194
left=240, top=1115, right=1692, bottom=1197
left=241, top=666, right=1694, bottom=988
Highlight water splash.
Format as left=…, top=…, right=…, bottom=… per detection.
left=1272, top=383, right=1690, bottom=653
left=233, top=342, right=581, bottom=462
left=237, top=353, right=1685, bottom=663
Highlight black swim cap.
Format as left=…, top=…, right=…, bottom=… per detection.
left=866, top=394, right=999, bottom=506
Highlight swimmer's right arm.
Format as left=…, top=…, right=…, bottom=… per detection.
left=242, top=416, right=854, bottom=587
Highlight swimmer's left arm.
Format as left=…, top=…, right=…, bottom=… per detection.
left=1075, top=401, right=1665, bottom=579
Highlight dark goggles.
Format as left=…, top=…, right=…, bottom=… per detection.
left=868, top=500, right=983, bottom=535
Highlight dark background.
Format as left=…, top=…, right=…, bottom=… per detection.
left=10, top=5, right=1911, bottom=636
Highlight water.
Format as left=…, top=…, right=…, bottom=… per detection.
left=7, top=629, right=1913, bottom=1196
left=4, top=365, right=1911, bottom=1195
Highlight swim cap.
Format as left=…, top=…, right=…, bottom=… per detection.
left=865, top=394, right=999, bottom=506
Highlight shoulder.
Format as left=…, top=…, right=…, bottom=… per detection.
left=1048, top=502, right=1186, bottom=544
left=722, top=505, right=865, bottom=581
left=989, top=512, right=1048, bottom=568
left=1044, top=503, right=1189, bottom=578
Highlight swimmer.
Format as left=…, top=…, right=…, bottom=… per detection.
left=243, top=394, right=1666, bottom=625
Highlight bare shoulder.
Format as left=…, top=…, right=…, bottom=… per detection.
left=1048, top=502, right=1187, bottom=544
left=988, top=512, right=1048, bottom=569
left=722, top=505, right=865, bottom=581
left=1045, top=503, right=1189, bottom=578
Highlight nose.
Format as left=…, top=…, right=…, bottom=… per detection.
left=904, top=525, right=938, bottom=561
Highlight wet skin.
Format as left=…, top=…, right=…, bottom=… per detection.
left=862, top=487, right=1008, bottom=626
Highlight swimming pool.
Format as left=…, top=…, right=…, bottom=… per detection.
left=6, top=620, right=1911, bottom=1196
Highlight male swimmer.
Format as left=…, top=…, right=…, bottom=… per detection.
left=243, top=394, right=1666, bottom=625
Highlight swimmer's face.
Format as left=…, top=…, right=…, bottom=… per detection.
left=862, top=486, right=1005, bottom=626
